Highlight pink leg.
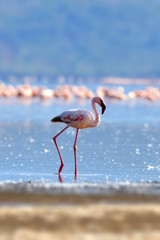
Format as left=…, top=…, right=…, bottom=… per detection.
left=73, top=129, right=79, bottom=179
left=58, top=174, right=63, bottom=183
left=53, top=126, right=69, bottom=174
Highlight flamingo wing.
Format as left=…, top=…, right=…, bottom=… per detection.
left=51, top=110, right=94, bottom=129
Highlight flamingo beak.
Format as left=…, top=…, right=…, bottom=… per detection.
left=101, top=100, right=106, bottom=114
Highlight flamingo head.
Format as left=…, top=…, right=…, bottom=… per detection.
left=92, top=96, right=106, bottom=114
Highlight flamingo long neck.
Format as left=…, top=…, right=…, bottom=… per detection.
left=90, top=99, right=100, bottom=127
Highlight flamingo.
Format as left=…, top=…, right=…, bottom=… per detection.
left=51, top=96, right=106, bottom=177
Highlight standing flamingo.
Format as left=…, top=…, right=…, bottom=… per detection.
left=51, top=96, right=106, bottom=177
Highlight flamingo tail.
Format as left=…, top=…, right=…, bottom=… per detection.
left=51, top=116, right=63, bottom=122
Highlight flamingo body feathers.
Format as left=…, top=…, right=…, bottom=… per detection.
left=51, top=109, right=94, bottom=129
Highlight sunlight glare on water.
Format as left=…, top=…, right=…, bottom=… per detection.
left=0, top=93, right=160, bottom=183
left=0, top=113, right=160, bottom=184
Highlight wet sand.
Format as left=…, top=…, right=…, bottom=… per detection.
left=0, top=191, right=160, bottom=240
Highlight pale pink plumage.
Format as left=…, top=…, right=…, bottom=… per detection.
left=53, top=109, right=94, bottom=129
left=51, top=96, right=106, bottom=177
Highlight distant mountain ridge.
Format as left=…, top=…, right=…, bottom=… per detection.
left=0, top=0, right=160, bottom=78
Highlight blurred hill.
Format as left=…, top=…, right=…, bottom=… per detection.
left=0, top=0, right=160, bottom=78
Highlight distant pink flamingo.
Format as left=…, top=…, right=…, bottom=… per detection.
left=51, top=96, right=106, bottom=177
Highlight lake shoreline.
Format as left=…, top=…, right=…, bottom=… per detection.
left=0, top=190, right=160, bottom=240
left=0, top=181, right=160, bottom=204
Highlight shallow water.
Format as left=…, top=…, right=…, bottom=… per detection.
left=0, top=97, right=160, bottom=184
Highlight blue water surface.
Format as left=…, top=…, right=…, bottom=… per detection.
left=0, top=87, right=160, bottom=184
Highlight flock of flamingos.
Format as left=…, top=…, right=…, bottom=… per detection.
left=0, top=81, right=160, bottom=101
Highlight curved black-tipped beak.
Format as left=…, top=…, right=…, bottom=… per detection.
left=101, top=100, right=106, bottom=114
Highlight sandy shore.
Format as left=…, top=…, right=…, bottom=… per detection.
left=0, top=190, right=160, bottom=240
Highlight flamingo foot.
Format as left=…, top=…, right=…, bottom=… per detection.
left=59, top=174, right=63, bottom=183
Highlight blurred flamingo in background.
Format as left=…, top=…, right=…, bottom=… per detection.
left=51, top=96, right=106, bottom=178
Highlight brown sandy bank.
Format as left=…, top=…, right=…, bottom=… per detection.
left=0, top=192, right=160, bottom=240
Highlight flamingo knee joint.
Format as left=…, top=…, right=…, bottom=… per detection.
left=73, top=145, right=77, bottom=150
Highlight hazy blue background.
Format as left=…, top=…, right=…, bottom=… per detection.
left=0, top=0, right=160, bottom=78
left=0, top=0, right=160, bottom=184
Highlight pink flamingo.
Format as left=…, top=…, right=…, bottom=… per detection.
left=51, top=96, right=106, bottom=177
